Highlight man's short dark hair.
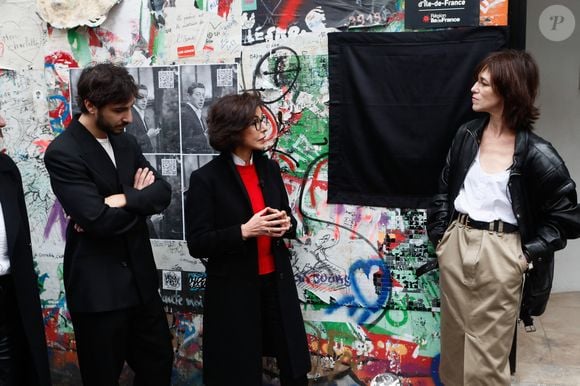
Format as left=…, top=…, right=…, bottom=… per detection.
left=76, top=63, right=140, bottom=113
left=187, top=82, right=205, bottom=95
left=207, top=92, right=263, bottom=152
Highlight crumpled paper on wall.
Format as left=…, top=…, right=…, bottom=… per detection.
left=36, top=0, right=121, bottom=28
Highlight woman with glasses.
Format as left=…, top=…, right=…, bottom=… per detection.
left=185, top=92, right=310, bottom=386
left=428, top=50, right=580, bottom=385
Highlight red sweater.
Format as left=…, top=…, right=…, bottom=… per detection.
left=236, top=164, right=275, bottom=275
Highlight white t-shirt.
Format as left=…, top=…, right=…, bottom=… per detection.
left=96, top=136, right=117, bottom=167
left=454, top=149, right=517, bottom=225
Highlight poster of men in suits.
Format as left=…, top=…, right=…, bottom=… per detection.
left=179, top=64, right=238, bottom=154
left=69, top=63, right=238, bottom=241
left=125, top=66, right=180, bottom=154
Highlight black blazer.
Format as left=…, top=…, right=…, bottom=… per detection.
left=125, top=106, right=153, bottom=153
left=180, top=103, right=213, bottom=153
left=185, top=152, right=310, bottom=384
left=0, top=154, right=51, bottom=385
left=44, top=116, right=171, bottom=312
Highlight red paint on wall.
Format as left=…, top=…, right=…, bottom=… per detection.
left=44, top=51, right=79, bottom=67
left=217, top=0, right=234, bottom=18
left=277, top=0, right=304, bottom=30
left=178, top=45, right=196, bottom=58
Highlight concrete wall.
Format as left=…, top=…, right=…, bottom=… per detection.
left=527, top=0, right=580, bottom=292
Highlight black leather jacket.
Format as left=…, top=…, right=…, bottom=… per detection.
left=427, top=117, right=580, bottom=318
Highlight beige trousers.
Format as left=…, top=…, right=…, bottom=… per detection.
left=437, top=220, right=527, bottom=386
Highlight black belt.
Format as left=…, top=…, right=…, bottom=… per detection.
left=456, top=213, right=519, bottom=233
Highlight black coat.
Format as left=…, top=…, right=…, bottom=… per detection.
left=185, top=152, right=310, bottom=385
left=0, top=154, right=51, bottom=385
left=44, top=116, right=171, bottom=312
left=428, top=117, right=580, bottom=317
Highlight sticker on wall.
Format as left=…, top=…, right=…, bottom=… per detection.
left=162, top=270, right=183, bottom=291
left=539, top=5, right=576, bottom=42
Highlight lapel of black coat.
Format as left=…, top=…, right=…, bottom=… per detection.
left=69, top=118, right=120, bottom=193
left=109, top=134, right=134, bottom=187
left=0, top=155, right=22, bottom=261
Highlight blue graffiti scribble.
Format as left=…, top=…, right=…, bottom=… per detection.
left=325, top=259, right=391, bottom=324
left=431, top=353, right=442, bottom=386
left=47, top=94, right=69, bottom=135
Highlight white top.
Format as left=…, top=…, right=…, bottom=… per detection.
left=0, top=202, right=10, bottom=275
left=96, top=136, right=117, bottom=167
left=232, top=152, right=253, bottom=166
left=454, top=149, right=517, bottom=225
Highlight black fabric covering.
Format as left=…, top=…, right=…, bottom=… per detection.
left=328, top=27, right=508, bottom=208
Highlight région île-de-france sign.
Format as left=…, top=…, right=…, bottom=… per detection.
left=405, top=0, right=480, bottom=29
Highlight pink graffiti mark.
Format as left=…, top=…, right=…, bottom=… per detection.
left=279, top=172, right=305, bottom=225
left=383, top=229, right=406, bottom=250
left=148, top=22, right=158, bottom=57
left=277, top=0, right=304, bottom=30
left=87, top=28, right=103, bottom=47
left=33, top=139, right=51, bottom=154
left=44, top=200, right=68, bottom=240
left=275, top=109, right=302, bottom=138
left=261, top=106, right=278, bottom=142
left=94, top=28, right=122, bottom=45
left=308, top=158, right=328, bottom=208
left=217, top=0, right=234, bottom=18
left=391, top=277, right=404, bottom=288
left=45, top=51, right=78, bottom=67
left=277, top=153, right=296, bottom=172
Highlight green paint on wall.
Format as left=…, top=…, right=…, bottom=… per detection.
left=67, top=28, right=92, bottom=66
left=151, top=27, right=166, bottom=64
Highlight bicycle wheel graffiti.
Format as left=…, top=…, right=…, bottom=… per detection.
left=252, top=46, right=301, bottom=104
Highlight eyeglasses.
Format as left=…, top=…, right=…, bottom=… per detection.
left=252, top=115, right=268, bottom=131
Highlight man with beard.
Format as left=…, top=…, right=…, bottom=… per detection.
left=181, top=82, right=213, bottom=153
left=44, top=63, right=174, bottom=386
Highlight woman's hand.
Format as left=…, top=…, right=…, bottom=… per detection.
left=241, top=207, right=292, bottom=239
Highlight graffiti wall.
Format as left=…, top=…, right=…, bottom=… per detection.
left=0, top=0, right=508, bottom=384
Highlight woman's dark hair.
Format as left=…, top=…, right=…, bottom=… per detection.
left=474, top=49, right=540, bottom=131
left=207, top=91, right=264, bottom=152
left=76, top=63, right=140, bottom=113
